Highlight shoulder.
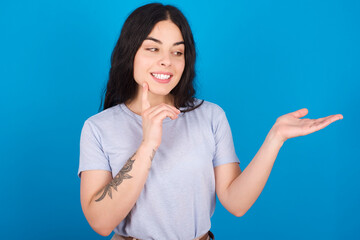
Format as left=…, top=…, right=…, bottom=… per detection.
left=83, top=104, right=123, bottom=130
left=192, top=98, right=226, bottom=117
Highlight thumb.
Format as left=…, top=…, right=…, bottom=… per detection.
left=289, top=108, right=308, bottom=118
left=141, top=82, right=151, bottom=112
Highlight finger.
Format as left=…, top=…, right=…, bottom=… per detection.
left=309, top=116, right=332, bottom=126
left=148, top=104, right=180, bottom=119
left=336, top=114, right=344, bottom=120
left=319, top=114, right=343, bottom=126
left=149, top=104, right=180, bottom=115
left=310, top=114, right=343, bottom=127
left=170, top=105, right=181, bottom=113
left=307, top=116, right=331, bottom=129
left=288, top=108, right=308, bottom=118
left=141, top=82, right=151, bottom=112
left=153, top=110, right=178, bottom=122
left=307, top=114, right=343, bottom=133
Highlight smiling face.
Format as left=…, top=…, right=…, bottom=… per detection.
left=133, top=20, right=185, bottom=97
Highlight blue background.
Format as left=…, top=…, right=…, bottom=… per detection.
left=1, top=0, right=359, bottom=239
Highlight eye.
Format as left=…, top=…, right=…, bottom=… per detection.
left=173, top=51, right=183, bottom=56
left=146, top=48, right=158, bottom=52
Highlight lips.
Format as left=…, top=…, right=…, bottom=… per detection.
left=150, top=72, right=173, bottom=83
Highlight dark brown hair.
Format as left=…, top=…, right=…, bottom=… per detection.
left=100, top=3, right=203, bottom=112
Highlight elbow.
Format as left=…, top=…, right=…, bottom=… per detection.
left=83, top=205, right=127, bottom=237
left=234, top=211, right=245, bottom=217
left=96, top=229, right=113, bottom=237
left=233, top=208, right=247, bottom=217
left=90, top=221, right=114, bottom=237
left=221, top=198, right=248, bottom=218
left=86, top=213, right=118, bottom=237
left=83, top=204, right=125, bottom=237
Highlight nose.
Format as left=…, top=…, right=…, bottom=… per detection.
left=159, top=52, right=172, bottom=67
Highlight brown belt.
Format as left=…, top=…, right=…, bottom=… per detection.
left=120, top=230, right=214, bottom=240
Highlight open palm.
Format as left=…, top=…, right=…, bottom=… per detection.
left=273, top=108, right=343, bottom=143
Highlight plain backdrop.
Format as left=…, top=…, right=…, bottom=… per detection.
left=1, top=0, right=359, bottom=239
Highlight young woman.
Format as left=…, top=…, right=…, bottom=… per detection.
left=78, top=3, right=343, bottom=240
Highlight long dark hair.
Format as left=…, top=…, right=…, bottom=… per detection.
left=100, top=3, right=203, bottom=112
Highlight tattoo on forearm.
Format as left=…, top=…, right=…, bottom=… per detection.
left=95, top=153, right=136, bottom=202
left=94, top=149, right=157, bottom=202
left=150, top=149, right=156, bottom=161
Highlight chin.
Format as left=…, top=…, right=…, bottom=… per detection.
left=150, top=88, right=172, bottom=96
left=148, top=82, right=176, bottom=95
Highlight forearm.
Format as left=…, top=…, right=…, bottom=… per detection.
left=225, top=128, right=284, bottom=216
left=86, top=142, right=156, bottom=235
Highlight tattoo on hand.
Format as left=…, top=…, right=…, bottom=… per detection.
left=95, top=153, right=136, bottom=202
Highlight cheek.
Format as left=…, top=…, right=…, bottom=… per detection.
left=179, top=62, right=185, bottom=76
left=133, top=55, right=149, bottom=81
left=132, top=65, right=141, bottom=84
left=174, top=58, right=185, bottom=74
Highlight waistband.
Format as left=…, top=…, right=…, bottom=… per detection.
left=111, top=230, right=215, bottom=240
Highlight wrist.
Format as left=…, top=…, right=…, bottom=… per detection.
left=267, top=126, right=285, bottom=148
left=140, top=140, right=158, bottom=152
left=136, top=141, right=157, bottom=166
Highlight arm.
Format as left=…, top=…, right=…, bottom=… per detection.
left=80, top=142, right=156, bottom=236
left=215, top=108, right=343, bottom=217
left=215, top=129, right=282, bottom=217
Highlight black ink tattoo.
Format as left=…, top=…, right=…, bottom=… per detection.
left=150, top=149, right=156, bottom=161
left=95, top=153, right=136, bottom=202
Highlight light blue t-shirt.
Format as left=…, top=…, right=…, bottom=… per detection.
left=78, top=99, right=239, bottom=240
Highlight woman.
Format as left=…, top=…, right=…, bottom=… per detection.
left=78, top=3, right=343, bottom=240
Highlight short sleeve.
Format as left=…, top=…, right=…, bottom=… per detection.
left=212, top=107, right=240, bottom=167
left=78, top=119, right=111, bottom=178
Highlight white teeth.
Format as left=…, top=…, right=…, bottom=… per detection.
left=152, top=73, right=171, bottom=79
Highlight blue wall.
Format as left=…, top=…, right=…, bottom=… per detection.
left=1, top=0, right=359, bottom=239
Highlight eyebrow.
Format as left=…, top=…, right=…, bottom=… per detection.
left=144, top=37, right=185, bottom=46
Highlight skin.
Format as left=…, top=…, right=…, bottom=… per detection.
left=126, top=20, right=185, bottom=116
left=80, top=19, right=344, bottom=236
left=94, top=153, right=136, bottom=202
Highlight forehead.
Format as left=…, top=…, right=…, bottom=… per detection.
left=147, top=20, right=184, bottom=42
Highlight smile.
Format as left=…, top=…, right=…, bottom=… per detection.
left=151, top=73, right=171, bottom=79
left=150, top=72, right=173, bottom=83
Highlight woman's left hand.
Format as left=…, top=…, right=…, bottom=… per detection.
left=271, top=108, right=343, bottom=143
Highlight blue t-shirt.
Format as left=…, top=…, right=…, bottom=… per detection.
left=78, top=99, right=239, bottom=240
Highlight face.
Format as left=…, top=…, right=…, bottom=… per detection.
left=133, top=20, right=185, bottom=96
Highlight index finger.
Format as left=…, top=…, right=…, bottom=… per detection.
left=142, top=82, right=151, bottom=112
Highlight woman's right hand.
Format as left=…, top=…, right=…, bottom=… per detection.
left=141, top=82, right=180, bottom=150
